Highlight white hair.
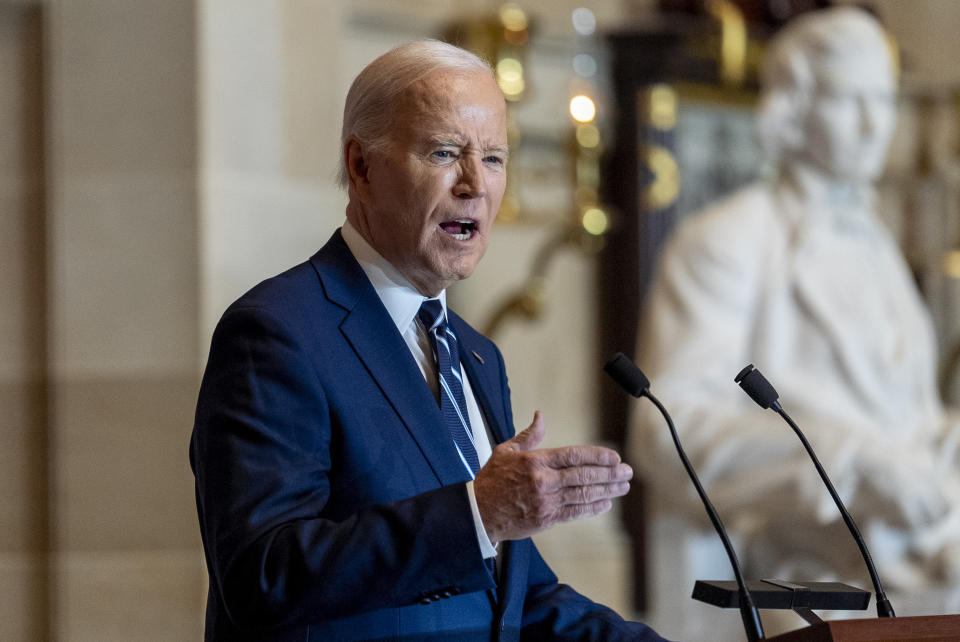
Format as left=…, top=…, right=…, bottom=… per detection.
left=755, top=7, right=893, bottom=163
left=336, top=40, right=494, bottom=189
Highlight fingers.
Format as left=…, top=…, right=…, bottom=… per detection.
left=538, top=444, right=622, bottom=468
left=504, top=410, right=545, bottom=452
left=554, top=481, right=631, bottom=506
left=555, top=499, right=615, bottom=523
left=537, top=464, right=631, bottom=506
left=553, top=462, right=633, bottom=489
left=475, top=414, right=634, bottom=543
left=524, top=463, right=632, bottom=497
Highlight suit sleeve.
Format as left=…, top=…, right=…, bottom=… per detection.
left=488, top=344, right=667, bottom=641
left=190, top=305, right=493, bottom=631
left=520, top=547, right=667, bottom=641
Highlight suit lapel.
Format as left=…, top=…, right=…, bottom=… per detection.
left=447, top=319, right=539, bottom=604
left=310, top=232, right=471, bottom=487
left=451, top=315, right=512, bottom=446
left=313, top=233, right=511, bottom=603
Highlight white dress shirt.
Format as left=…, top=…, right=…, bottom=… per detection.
left=341, top=220, right=498, bottom=558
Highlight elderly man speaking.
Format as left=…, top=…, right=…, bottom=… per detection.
left=190, top=40, right=665, bottom=642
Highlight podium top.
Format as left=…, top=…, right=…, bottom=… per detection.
left=767, top=614, right=960, bottom=641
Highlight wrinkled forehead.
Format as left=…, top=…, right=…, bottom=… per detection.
left=391, top=69, right=507, bottom=140
left=398, top=74, right=455, bottom=119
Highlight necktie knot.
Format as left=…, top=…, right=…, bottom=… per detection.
left=417, top=299, right=446, bottom=335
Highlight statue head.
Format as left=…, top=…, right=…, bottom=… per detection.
left=756, top=7, right=896, bottom=184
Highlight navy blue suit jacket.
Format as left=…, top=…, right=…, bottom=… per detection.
left=190, top=230, right=665, bottom=641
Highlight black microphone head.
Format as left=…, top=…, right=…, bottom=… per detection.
left=604, top=352, right=650, bottom=398
left=735, top=364, right=780, bottom=409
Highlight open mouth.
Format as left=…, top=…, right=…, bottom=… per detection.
left=439, top=219, right=477, bottom=241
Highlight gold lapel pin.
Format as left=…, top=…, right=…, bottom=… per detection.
left=471, top=350, right=485, bottom=364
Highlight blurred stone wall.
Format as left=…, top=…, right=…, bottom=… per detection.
left=6, top=1, right=960, bottom=640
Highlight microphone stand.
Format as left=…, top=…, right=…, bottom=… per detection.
left=606, top=353, right=765, bottom=641
left=735, top=364, right=895, bottom=619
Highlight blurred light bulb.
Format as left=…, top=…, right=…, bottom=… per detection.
left=497, top=58, right=523, bottom=82
left=572, top=53, right=597, bottom=77
left=496, top=57, right=525, bottom=99
left=569, top=94, right=596, bottom=123
left=582, top=207, right=609, bottom=235
left=572, top=7, right=596, bottom=36
left=575, top=123, right=600, bottom=148
left=499, top=3, right=528, bottom=31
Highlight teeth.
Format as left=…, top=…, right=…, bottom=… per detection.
left=446, top=219, right=475, bottom=240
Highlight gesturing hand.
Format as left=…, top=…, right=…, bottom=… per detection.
left=473, top=411, right=633, bottom=543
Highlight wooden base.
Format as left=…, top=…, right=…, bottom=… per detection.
left=767, top=614, right=960, bottom=641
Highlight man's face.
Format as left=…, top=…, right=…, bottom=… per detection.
left=354, top=69, right=508, bottom=296
left=798, top=52, right=896, bottom=182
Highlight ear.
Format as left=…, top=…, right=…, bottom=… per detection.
left=758, top=89, right=806, bottom=153
left=781, top=93, right=809, bottom=151
left=344, top=136, right=372, bottom=195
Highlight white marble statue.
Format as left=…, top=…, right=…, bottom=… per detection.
left=631, top=6, right=960, bottom=599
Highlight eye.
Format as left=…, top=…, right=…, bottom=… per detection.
left=431, top=150, right=456, bottom=161
left=483, top=155, right=505, bottom=167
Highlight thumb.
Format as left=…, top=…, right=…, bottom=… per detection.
left=509, top=410, right=545, bottom=452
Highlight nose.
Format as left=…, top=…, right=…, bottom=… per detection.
left=453, top=154, right=487, bottom=199
left=859, top=98, right=875, bottom=137
left=859, top=95, right=890, bottom=139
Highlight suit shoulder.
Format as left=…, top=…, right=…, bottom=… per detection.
left=224, top=260, right=322, bottom=318
left=213, top=259, right=347, bottom=351
left=220, top=230, right=351, bottom=323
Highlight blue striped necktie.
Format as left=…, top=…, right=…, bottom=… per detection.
left=417, top=299, right=481, bottom=476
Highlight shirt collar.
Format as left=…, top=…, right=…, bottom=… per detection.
left=341, top=219, right=447, bottom=332
left=778, top=164, right=877, bottom=235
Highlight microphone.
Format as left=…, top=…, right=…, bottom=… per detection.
left=734, top=364, right=895, bottom=619
left=605, top=353, right=765, bottom=641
